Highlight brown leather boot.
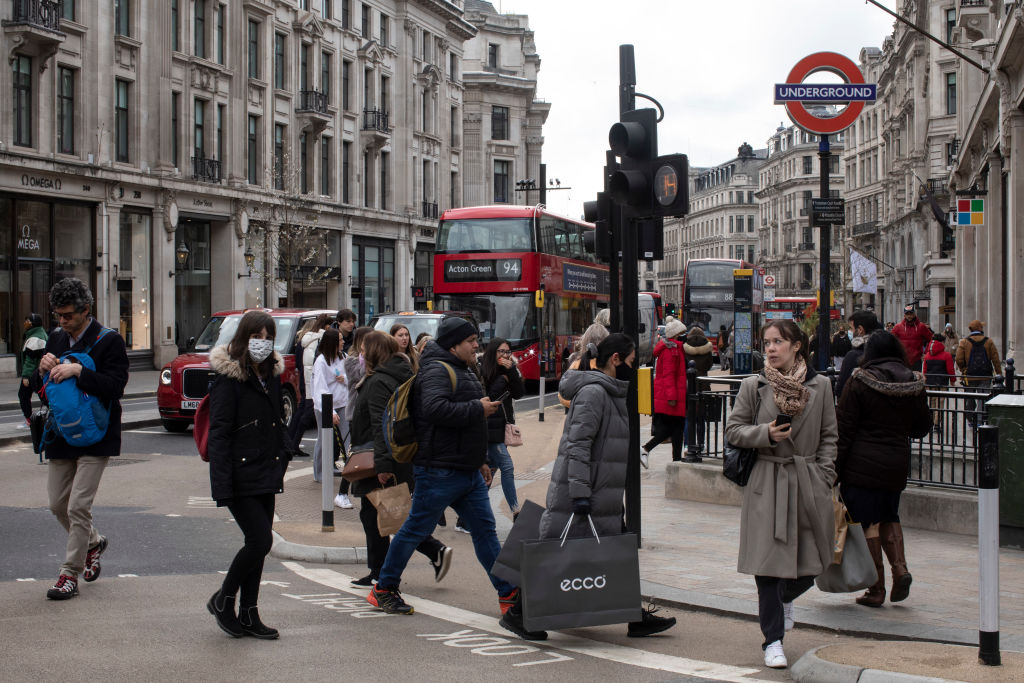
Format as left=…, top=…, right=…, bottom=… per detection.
left=880, top=522, right=912, bottom=602
left=855, top=535, right=886, bottom=607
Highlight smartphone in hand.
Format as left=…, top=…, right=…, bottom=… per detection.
left=494, top=391, right=510, bottom=403
left=774, top=414, right=793, bottom=427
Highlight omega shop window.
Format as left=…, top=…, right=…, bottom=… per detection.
left=117, top=211, right=152, bottom=351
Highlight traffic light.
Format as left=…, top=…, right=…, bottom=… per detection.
left=665, top=302, right=677, bottom=317
left=583, top=191, right=612, bottom=261
left=608, top=109, right=689, bottom=220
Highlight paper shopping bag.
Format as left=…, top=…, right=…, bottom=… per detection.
left=832, top=493, right=849, bottom=565
left=366, top=483, right=412, bottom=536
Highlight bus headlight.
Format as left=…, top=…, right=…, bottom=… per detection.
left=160, top=369, right=172, bottom=385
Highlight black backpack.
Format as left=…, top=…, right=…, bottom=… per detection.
left=965, top=337, right=993, bottom=379
left=924, top=357, right=948, bottom=386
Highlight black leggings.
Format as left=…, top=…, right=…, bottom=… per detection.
left=359, top=494, right=442, bottom=577
left=223, top=493, right=275, bottom=609
left=288, top=399, right=317, bottom=450
left=754, top=575, right=815, bottom=648
left=18, top=381, right=34, bottom=420
left=644, top=413, right=686, bottom=460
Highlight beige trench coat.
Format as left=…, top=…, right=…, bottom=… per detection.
left=725, top=372, right=838, bottom=579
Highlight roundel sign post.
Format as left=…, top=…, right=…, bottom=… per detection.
left=774, top=52, right=876, bottom=135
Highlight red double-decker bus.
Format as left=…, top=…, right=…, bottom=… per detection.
left=433, top=205, right=609, bottom=381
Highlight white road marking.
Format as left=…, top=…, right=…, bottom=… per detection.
left=166, top=514, right=182, bottom=517
left=282, top=562, right=768, bottom=682
left=118, top=574, right=139, bottom=578
left=260, top=580, right=290, bottom=587
left=187, top=496, right=217, bottom=508
left=15, top=578, right=36, bottom=582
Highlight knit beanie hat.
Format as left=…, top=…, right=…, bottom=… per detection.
left=436, top=317, right=477, bottom=350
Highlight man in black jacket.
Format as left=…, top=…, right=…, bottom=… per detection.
left=835, top=310, right=881, bottom=399
left=368, top=318, right=545, bottom=640
left=32, top=278, right=129, bottom=600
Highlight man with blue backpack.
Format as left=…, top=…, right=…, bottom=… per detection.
left=31, top=278, right=129, bottom=600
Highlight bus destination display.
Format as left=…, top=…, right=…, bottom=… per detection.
left=443, top=258, right=522, bottom=282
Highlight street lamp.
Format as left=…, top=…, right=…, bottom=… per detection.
left=238, top=247, right=256, bottom=279
left=170, top=241, right=189, bottom=278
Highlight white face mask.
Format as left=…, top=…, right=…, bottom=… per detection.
left=248, top=338, right=274, bottom=364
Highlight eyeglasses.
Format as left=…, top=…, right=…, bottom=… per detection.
left=52, top=310, right=80, bottom=321
left=498, top=350, right=512, bottom=356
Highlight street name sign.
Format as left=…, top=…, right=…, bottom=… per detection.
left=811, top=197, right=845, bottom=226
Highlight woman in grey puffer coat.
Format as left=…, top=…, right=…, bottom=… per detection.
left=538, top=334, right=676, bottom=638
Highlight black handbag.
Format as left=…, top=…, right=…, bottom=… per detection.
left=723, top=389, right=761, bottom=486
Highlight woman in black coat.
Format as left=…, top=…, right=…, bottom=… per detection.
left=206, top=310, right=291, bottom=640
left=348, top=332, right=451, bottom=587
left=836, top=331, right=930, bottom=608
left=481, top=338, right=525, bottom=517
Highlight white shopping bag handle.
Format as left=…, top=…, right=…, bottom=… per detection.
left=560, top=513, right=601, bottom=547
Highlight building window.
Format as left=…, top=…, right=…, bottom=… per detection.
left=342, top=59, right=351, bottom=110
left=748, top=245, right=755, bottom=262
left=323, top=0, right=332, bottom=20
left=274, top=33, right=285, bottom=89
left=380, top=151, right=389, bottom=210
left=494, top=160, right=510, bottom=203
left=361, top=3, right=369, bottom=36
left=729, top=216, right=734, bottom=233
left=321, top=51, right=330, bottom=101
left=491, top=105, right=509, bottom=140
left=487, top=43, right=498, bottom=68
left=300, top=43, right=309, bottom=93
left=363, top=152, right=370, bottom=207
left=422, top=30, right=431, bottom=62
left=748, top=215, right=755, bottom=232
left=274, top=124, right=285, bottom=190
left=300, top=132, right=309, bottom=193
left=451, top=170, right=458, bottom=209
left=802, top=155, right=812, bottom=175
left=449, top=51, right=458, bottom=80
left=172, top=92, right=180, bottom=167
left=342, top=140, right=351, bottom=203
left=57, top=67, right=74, bottom=154
left=62, top=0, right=74, bottom=20
left=946, top=8, right=956, bottom=45
left=247, top=114, right=258, bottom=184
left=216, top=4, right=225, bottom=64
left=194, top=99, right=205, bottom=157
left=830, top=156, right=839, bottom=174
left=379, top=13, right=388, bottom=47
left=248, top=20, right=260, bottom=79
left=217, top=104, right=225, bottom=162
left=171, top=0, right=179, bottom=51
left=194, top=0, right=206, bottom=58
left=450, top=105, right=458, bottom=143
left=380, top=75, right=390, bottom=114
left=13, top=55, right=32, bottom=147
left=115, top=79, right=130, bottom=162
left=946, top=73, right=956, bottom=115
left=115, top=0, right=130, bottom=36
left=341, top=0, right=350, bottom=29
left=321, top=136, right=331, bottom=196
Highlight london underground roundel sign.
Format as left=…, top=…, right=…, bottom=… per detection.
left=774, top=52, right=876, bottom=136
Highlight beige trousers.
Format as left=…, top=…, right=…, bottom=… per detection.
left=47, top=456, right=108, bottom=577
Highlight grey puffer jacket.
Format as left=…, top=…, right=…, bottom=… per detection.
left=539, top=369, right=629, bottom=539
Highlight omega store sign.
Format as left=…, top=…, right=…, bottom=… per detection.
left=4, top=169, right=107, bottom=202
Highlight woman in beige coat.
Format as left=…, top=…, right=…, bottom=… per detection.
left=725, top=319, right=837, bottom=670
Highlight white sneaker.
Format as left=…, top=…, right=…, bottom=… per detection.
left=764, top=640, right=787, bottom=669
left=334, top=494, right=353, bottom=509
left=783, top=601, right=794, bottom=631
left=640, top=450, right=650, bottom=470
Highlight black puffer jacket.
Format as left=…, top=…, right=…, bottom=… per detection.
left=413, top=341, right=488, bottom=470
left=207, top=346, right=291, bottom=505
left=349, top=354, right=416, bottom=497
left=683, top=329, right=714, bottom=376
left=484, top=365, right=525, bottom=443
left=836, top=357, right=931, bottom=492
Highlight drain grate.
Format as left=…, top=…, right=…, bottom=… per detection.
left=106, top=458, right=144, bottom=467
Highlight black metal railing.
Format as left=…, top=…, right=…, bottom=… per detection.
left=421, top=201, right=438, bottom=219
left=927, top=178, right=948, bottom=196
left=362, top=108, right=390, bottom=132
left=960, top=0, right=987, bottom=7
left=798, top=241, right=816, bottom=251
left=682, top=366, right=1017, bottom=490
left=852, top=220, right=879, bottom=236
left=191, top=156, right=221, bottom=183
left=297, top=89, right=328, bottom=115
left=8, top=0, right=62, bottom=31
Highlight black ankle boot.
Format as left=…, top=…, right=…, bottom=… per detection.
left=239, top=606, right=280, bottom=639
left=207, top=590, right=244, bottom=638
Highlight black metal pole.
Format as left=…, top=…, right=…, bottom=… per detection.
left=817, top=135, right=832, bottom=371
left=539, top=163, right=547, bottom=206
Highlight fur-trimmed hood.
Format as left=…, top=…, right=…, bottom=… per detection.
left=209, top=344, right=284, bottom=381
left=684, top=335, right=713, bottom=356
left=852, top=358, right=925, bottom=397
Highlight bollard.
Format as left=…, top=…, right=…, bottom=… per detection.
left=320, top=393, right=335, bottom=532
left=977, top=424, right=1000, bottom=666
left=1006, top=358, right=1017, bottom=395
left=538, top=363, right=546, bottom=422
left=684, top=361, right=701, bottom=462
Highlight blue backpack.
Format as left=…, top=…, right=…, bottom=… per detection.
left=41, top=328, right=114, bottom=450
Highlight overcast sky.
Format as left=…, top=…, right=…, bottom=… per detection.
left=497, top=0, right=899, bottom=218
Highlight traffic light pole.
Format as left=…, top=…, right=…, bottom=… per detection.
left=619, top=45, right=642, bottom=541
left=607, top=152, right=621, bottom=330
left=817, top=135, right=832, bottom=371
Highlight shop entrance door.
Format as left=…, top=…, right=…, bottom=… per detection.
left=15, top=261, right=52, bottom=369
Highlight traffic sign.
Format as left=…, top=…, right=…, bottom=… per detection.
left=763, top=274, right=776, bottom=287
left=764, top=286, right=776, bottom=302
left=775, top=52, right=876, bottom=135
left=811, top=197, right=845, bottom=226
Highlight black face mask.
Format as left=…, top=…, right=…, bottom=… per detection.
left=615, top=362, right=633, bottom=382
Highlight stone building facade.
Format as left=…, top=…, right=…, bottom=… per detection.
left=756, top=124, right=845, bottom=300
left=0, top=0, right=488, bottom=373
left=460, top=0, right=547, bottom=207
left=949, top=0, right=1024, bottom=362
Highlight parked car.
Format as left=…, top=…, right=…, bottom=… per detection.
left=156, top=308, right=335, bottom=432
left=367, top=311, right=477, bottom=344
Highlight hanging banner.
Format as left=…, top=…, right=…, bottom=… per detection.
left=849, top=249, right=877, bottom=295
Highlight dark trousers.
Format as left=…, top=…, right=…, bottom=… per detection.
left=359, top=493, right=442, bottom=576
left=288, top=399, right=317, bottom=450
left=754, top=575, right=814, bottom=648
left=644, top=413, right=686, bottom=460
left=965, top=379, right=991, bottom=426
left=223, top=493, right=275, bottom=609
left=18, top=381, right=34, bottom=420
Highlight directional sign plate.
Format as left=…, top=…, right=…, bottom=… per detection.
left=811, top=197, right=845, bottom=226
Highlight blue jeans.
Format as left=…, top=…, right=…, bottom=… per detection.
left=377, top=466, right=515, bottom=596
left=486, top=442, right=519, bottom=513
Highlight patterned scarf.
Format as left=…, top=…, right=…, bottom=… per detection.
left=763, top=356, right=810, bottom=417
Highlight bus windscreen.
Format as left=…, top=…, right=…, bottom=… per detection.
left=437, top=218, right=534, bottom=253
